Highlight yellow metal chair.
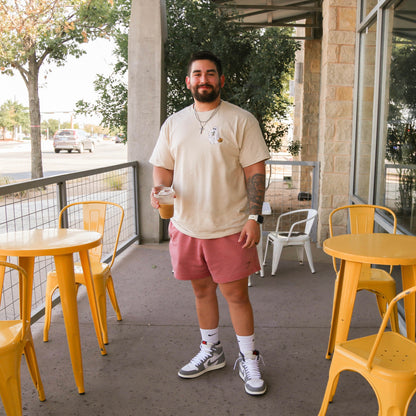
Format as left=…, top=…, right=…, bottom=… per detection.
left=43, top=201, right=124, bottom=345
left=0, top=261, right=45, bottom=416
left=329, top=204, right=399, bottom=333
left=319, top=285, right=416, bottom=416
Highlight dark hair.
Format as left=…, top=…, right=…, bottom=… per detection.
left=187, top=51, right=223, bottom=76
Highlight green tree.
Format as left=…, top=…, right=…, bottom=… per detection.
left=385, top=44, right=416, bottom=216
left=0, top=100, right=29, bottom=140
left=78, top=0, right=299, bottom=152
left=41, top=118, right=60, bottom=138
left=84, top=123, right=108, bottom=135
left=61, top=121, right=79, bottom=129
left=389, top=44, right=416, bottom=120
left=165, top=0, right=299, bottom=151
left=0, top=0, right=118, bottom=178
left=76, top=0, right=129, bottom=136
left=76, top=66, right=128, bottom=135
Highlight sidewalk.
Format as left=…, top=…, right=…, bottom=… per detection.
left=18, top=243, right=413, bottom=416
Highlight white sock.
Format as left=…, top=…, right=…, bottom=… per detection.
left=200, top=327, right=219, bottom=344
left=237, top=333, right=255, bottom=355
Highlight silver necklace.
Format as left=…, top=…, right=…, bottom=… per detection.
left=193, top=101, right=222, bottom=134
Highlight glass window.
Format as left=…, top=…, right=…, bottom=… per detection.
left=354, top=19, right=378, bottom=202
left=376, top=0, right=416, bottom=233
left=361, top=0, right=378, bottom=21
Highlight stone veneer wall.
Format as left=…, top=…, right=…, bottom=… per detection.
left=301, top=30, right=321, bottom=163
left=317, top=0, right=357, bottom=243
left=299, top=24, right=322, bottom=199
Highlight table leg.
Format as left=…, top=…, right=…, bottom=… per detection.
left=53, top=253, right=85, bottom=394
left=79, top=249, right=107, bottom=355
left=257, top=224, right=264, bottom=277
left=18, top=257, right=35, bottom=319
left=326, top=260, right=361, bottom=359
left=401, top=265, right=416, bottom=341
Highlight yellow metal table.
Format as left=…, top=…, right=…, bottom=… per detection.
left=323, top=233, right=416, bottom=359
left=0, top=228, right=106, bottom=394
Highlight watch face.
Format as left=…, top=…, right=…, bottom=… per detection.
left=258, top=215, right=264, bottom=224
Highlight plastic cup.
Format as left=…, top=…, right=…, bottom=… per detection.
left=155, top=187, right=175, bottom=219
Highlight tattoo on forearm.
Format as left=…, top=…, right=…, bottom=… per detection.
left=247, top=173, right=265, bottom=214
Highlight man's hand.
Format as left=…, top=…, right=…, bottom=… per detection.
left=151, top=166, right=174, bottom=209
left=150, top=185, right=164, bottom=209
left=238, top=220, right=260, bottom=248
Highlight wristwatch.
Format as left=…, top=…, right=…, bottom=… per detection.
left=248, top=214, right=264, bottom=224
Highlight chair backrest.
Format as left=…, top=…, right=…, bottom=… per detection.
left=329, top=204, right=397, bottom=236
left=59, top=201, right=124, bottom=267
left=0, top=261, right=29, bottom=338
left=276, top=208, right=318, bottom=237
left=366, top=284, right=416, bottom=370
left=304, top=209, right=318, bottom=235
left=329, top=204, right=397, bottom=273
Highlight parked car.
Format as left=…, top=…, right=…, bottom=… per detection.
left=114, top=133, right=126, bottom=143
left=53, top=129, right=95, bottom=153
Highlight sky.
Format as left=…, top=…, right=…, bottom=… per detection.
left=0, top=38, right=116, bottom=126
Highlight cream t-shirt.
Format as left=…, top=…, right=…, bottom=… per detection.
left=149, top=100, right=270, bottom=239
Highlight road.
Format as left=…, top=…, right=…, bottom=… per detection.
left=0, top=140, right=128, bottom=181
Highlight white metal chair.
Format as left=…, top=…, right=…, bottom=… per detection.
left=263, top=208, right=318, bottom=275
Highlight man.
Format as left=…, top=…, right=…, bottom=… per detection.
left=149, top=51, right=270, bottom=396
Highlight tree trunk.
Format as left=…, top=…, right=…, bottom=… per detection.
left=28, top=52, right=43, bottom=179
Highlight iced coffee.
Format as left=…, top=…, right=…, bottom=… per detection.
left=155, top=187, right=175, bottom=219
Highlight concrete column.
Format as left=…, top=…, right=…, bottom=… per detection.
left=128, top=0, right=167, bottom=243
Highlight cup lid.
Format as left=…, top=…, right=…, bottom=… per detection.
left=156, top=187, right=174, bottom=197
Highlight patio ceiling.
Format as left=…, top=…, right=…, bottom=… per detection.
left=393, top=0, right=416, bottom=42
left=211, top=0, right=323, bottom=39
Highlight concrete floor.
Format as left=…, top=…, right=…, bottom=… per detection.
left=15, top=243, right=416, bottom=416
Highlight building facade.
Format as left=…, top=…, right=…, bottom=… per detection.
left=295, top=0, right=416, bottom=243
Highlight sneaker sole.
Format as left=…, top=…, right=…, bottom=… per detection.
left=178, top=361, right=226, bottom=379
left=239, top=368, right=267, bottom=396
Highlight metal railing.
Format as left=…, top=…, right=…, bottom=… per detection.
left=0, top=162, right=139, bottom=320
left=0, top=159, right=320, bottom=321
left=264, top=160, right=320, bottom=240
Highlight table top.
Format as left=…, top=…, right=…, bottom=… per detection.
left=0, top=229, right=102, bottom=257
left=323, top=233, right=416, bottom=266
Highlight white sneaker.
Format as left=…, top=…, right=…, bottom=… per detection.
left=234, top=350, right=267, bottom=395
left=178, top=341, right=226, bottom=378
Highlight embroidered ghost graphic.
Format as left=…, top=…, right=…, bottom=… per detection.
left=207, top=127, right=223, bottom=144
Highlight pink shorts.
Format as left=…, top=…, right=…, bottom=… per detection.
left=168, top=222, right=260, bottom=284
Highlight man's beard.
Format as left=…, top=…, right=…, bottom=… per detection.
left=192, top=84, right=221, bottom=103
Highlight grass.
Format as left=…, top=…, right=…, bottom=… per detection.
left=104, top=173, right=126, bottom=191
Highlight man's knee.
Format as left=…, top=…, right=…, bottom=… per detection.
left=192, top=277, right=217, bottom=299
left=220, top=281, right=250, bottom=305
